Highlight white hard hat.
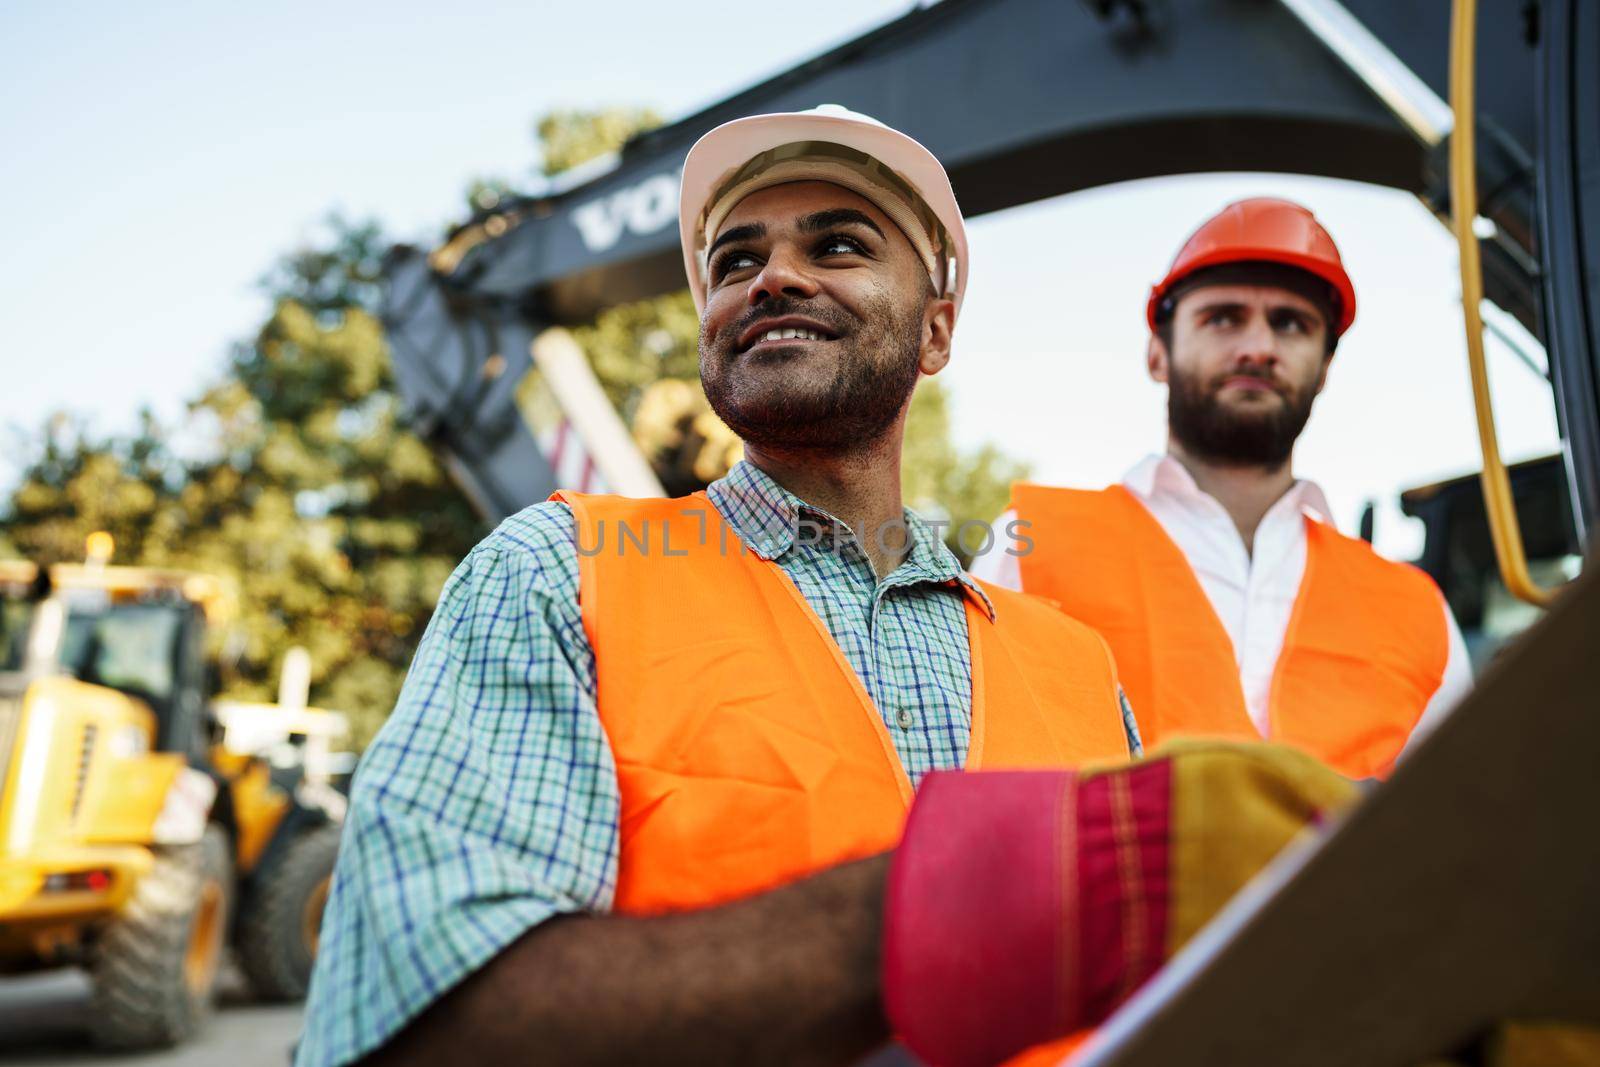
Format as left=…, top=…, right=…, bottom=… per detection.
left=678, top=104, right=969, bottom=321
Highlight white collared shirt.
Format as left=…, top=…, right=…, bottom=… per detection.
left=973, top=454, right=1473, bottom=754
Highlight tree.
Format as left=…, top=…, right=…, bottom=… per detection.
left=535, top=108, right=663, bottom=177
left=4, top=220, right=482, bottom=746
left=5, top=410, right=176, bottom=567
left=901, top=383, right=1031, bottom=562
left=182, top=243, right=483, bottom=741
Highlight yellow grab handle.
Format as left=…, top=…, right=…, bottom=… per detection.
left=1449, top=0, right=1561, bottom=607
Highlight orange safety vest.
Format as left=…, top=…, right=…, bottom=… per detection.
left=1011, top=484, right=1450, bottom=779
left=555, top=490, right=1133, bottom=917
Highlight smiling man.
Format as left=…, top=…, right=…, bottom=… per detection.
left=975, top=198, right=1473, bottom=779
left=294, top=106, right=1159, bottom=1067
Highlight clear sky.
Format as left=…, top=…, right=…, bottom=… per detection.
left=1, top=1, right=1561, bottom=561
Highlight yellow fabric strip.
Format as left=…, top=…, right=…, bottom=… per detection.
left=1164, top=740, right=1359, bottom=951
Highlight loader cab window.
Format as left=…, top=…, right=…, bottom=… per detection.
left=59, top=601, right=185, bottom=708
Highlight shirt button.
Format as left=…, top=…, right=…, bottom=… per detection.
left=896, top=709, right=913, bottom=730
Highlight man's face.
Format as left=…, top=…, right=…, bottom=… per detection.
left=1148, top=283, right=1333, bottom=467
left=698, top=181, right=954, bottom=453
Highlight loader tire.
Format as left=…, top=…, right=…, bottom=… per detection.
left=236, top=821, right=341, bottom=1001
left=89, top=824, right=232, bottom=1050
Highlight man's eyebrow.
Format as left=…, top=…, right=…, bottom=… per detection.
left=1192, top=297, right=1322, bottom=325
left=1191, top=299, right=1247, bottom=317
left=799, top=208, right=885, bottom=240
left=708, top=222, right=765, bottom=259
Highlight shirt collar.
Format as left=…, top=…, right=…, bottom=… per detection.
left=704, top=460, right=807, bottom=559
left=901, top=511, right=997, bottom=622
left=705, top=461, right=996, bottom=620
left=1122, top=453, right=1333, bottom=524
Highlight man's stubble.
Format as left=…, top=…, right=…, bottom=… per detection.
left=700, top=292, right=924, bottom=454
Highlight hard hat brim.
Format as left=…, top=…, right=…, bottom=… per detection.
left=1146, top=199, right=1358, bottom=338
left=1146, top=247, right=1358, bottom=337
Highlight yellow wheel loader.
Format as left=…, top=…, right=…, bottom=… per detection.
left=0, top=551, right=351, bottom=1049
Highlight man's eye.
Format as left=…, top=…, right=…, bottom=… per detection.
left=712, top=251, right=758, bottom=280
left=1271, top=313, right=1309, bottom=334
left=1206, top=310, right=1240, bottom=328
left=817, top=235, right=866, bottom=257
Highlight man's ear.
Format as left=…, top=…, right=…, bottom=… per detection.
left=918, top=297, right=956, bottom=376
left=1146, top=333, right=1170, bottom=384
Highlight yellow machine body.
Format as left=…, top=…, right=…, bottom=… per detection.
left=0, top=676, right=177, bottom=953
left=0, top=559, right=343, bottom=977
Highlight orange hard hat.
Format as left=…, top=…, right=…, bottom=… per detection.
left=1146, top=198, right=1357, bottom=337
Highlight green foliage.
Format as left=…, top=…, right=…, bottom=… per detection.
left=188, top=266, right=481, bottom=744
left=571, top=291, right=702, bottom=414
left=4, top=220, right=481, bottom=747
left=903, top=382, right=1031, bottom=563
left=7, top=411, right=176, bottom=566
left=536, top=107, right=663, bottom=176
left=256, top=217, right=386, bottom=316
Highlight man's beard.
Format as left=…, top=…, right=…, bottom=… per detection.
left=1167, top=362, right=1317, bottom=467
left=699, top=293, right=923, bottom=453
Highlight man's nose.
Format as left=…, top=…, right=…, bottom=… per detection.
left=1234, top=314, right=1280, bottom=366
left=746, top=246, right=820, bottom=307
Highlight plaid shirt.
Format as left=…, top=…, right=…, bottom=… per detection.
left=296, top=461, right=1139, bottom=1066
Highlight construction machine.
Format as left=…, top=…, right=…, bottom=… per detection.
left=0, top=543, right=350, bottom=1049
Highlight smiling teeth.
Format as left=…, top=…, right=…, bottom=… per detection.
left=760, top=327, right=826, bottom=342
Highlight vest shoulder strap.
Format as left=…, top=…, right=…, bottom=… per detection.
left=1304, top=517, right=1450, bottom=620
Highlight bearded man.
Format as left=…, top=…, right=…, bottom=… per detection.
left=975, top=198, right=1472, bottom=780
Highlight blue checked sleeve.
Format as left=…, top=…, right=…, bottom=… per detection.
left=295, top=504, right=621, bottom=1067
